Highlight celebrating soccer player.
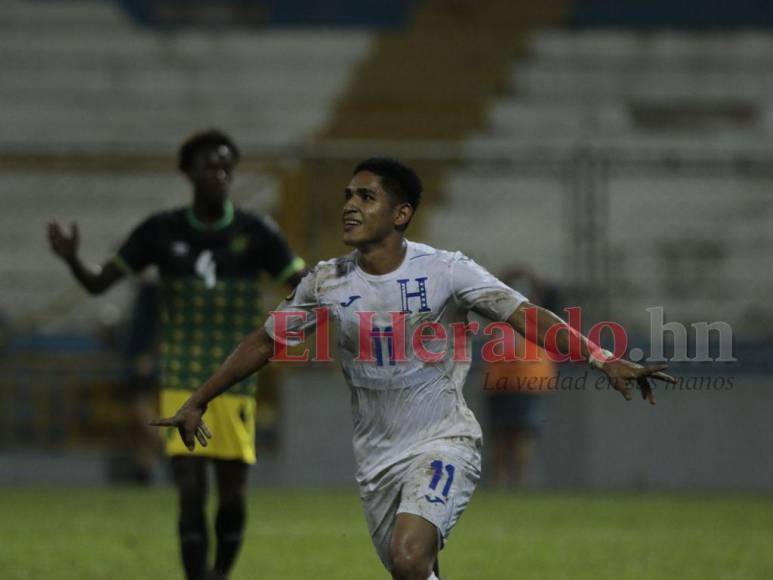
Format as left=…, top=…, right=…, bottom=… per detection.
left=152, top=158, right=675, bottom=580
left=48, top=129, right=305, bottom=580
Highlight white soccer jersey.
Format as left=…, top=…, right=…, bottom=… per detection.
left=264, top=241, right=527, bottom=484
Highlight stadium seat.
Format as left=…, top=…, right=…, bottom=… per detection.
left=0, top=1, right=372, bottom=152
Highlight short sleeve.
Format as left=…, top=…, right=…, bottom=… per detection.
left=114, top=216, right=156, bottom=274
left=263, top=265, right=322, bottom=346
left=451, top=253, right=528, bottom=321
left=254, top=216, right=305, bottom=282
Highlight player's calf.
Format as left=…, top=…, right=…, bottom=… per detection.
left=172, top=457, right=210, bottom=580
left=389, top=513, right=439, bottom=580
left=213, top=459, right=249, bottom=577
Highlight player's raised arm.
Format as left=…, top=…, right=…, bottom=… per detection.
left=47, top=220, right=125, bottom=294
left=151, top=326, right=277, bottom=451
left=507, top=303, right=677, bottom=404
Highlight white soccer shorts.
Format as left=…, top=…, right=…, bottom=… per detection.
left=359, top=437, right=482, bottom=570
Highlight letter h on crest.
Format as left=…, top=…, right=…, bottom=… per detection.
left=397, top=277, right=430, bottom=313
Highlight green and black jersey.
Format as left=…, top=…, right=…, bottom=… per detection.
left=114, top=202, right=303, bottom=396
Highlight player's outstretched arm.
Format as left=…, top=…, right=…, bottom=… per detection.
left=150, top=326, right=276, bottom=450
left=507, top=302, right=677, bottom=404
left=47, top=220, right=124, bottom=294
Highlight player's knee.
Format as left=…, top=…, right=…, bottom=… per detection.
left=389, top=543, right=433, bottom=580
left=216, top=495, right=246, bottom=529
left=178, top=496, right=206, bottom=537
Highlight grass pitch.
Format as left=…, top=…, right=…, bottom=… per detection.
left=1, top=487, right=772, bottom=579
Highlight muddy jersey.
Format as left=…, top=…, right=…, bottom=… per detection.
left=264, top=241, right=527, bottom=484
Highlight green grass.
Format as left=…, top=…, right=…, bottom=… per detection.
left=1, top=488, right=772, bottom=579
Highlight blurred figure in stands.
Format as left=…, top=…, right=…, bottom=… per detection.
left=484, top=268, right=558, bottom=489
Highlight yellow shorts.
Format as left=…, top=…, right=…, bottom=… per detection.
left=161, top=389, right=256, bottom=464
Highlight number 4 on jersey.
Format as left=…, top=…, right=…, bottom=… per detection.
left=195, top=250, right=217, bottom=289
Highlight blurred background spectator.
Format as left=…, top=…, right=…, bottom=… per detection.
left=484, top=268, right=559, bottom=489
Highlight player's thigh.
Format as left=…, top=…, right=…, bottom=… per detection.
left=171, top=455, right=209, bottom=502
left=397, top=438, right=481, bottom=545
left=360, top=468, right=405, bottom=569
left=213, top=459, right=249, bottom=503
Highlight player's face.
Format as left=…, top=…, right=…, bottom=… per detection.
left=186, top=144, right=235, bottom=206
left=343, top=171, right=403, bottom=247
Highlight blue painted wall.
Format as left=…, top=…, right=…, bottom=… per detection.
left=118, top=0, right=416, bottom=29
left=573, top=0, right=773, bottom=29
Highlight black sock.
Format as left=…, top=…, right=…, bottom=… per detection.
left=213, top=499, right=246, bottom=575
left=179, top=503, right=209, bottom=580
left=173, top=457, right=210, bottom=580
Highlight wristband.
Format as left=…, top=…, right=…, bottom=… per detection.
left=588, top=348, right=614, bottom=370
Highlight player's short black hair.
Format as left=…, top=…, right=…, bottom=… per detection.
left=353, top=158, right=423, bottom=213
left=178, top=129, right=240, bottom=172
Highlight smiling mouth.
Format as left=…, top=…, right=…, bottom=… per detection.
left=343, top=217, right=361, bottom=229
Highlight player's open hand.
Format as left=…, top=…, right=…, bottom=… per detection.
left=150, top=399, right=211, bottom=451
left=599, top=358, right=677, bottom=405
left=47, top=220, right=79, bottom=261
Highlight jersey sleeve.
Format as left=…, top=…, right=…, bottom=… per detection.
left=451, top=253, right=528, bottom=321
left=263, top=265, right=322, bottom=346
left=113, top=216, right=157, bottom=274
left=254, top=216, right=305, bottom=282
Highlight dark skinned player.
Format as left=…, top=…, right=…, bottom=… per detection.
left=48, top=129, right=305, bottom=580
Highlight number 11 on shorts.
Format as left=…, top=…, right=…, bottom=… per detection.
left=425, top=460, right=455, bottom=504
